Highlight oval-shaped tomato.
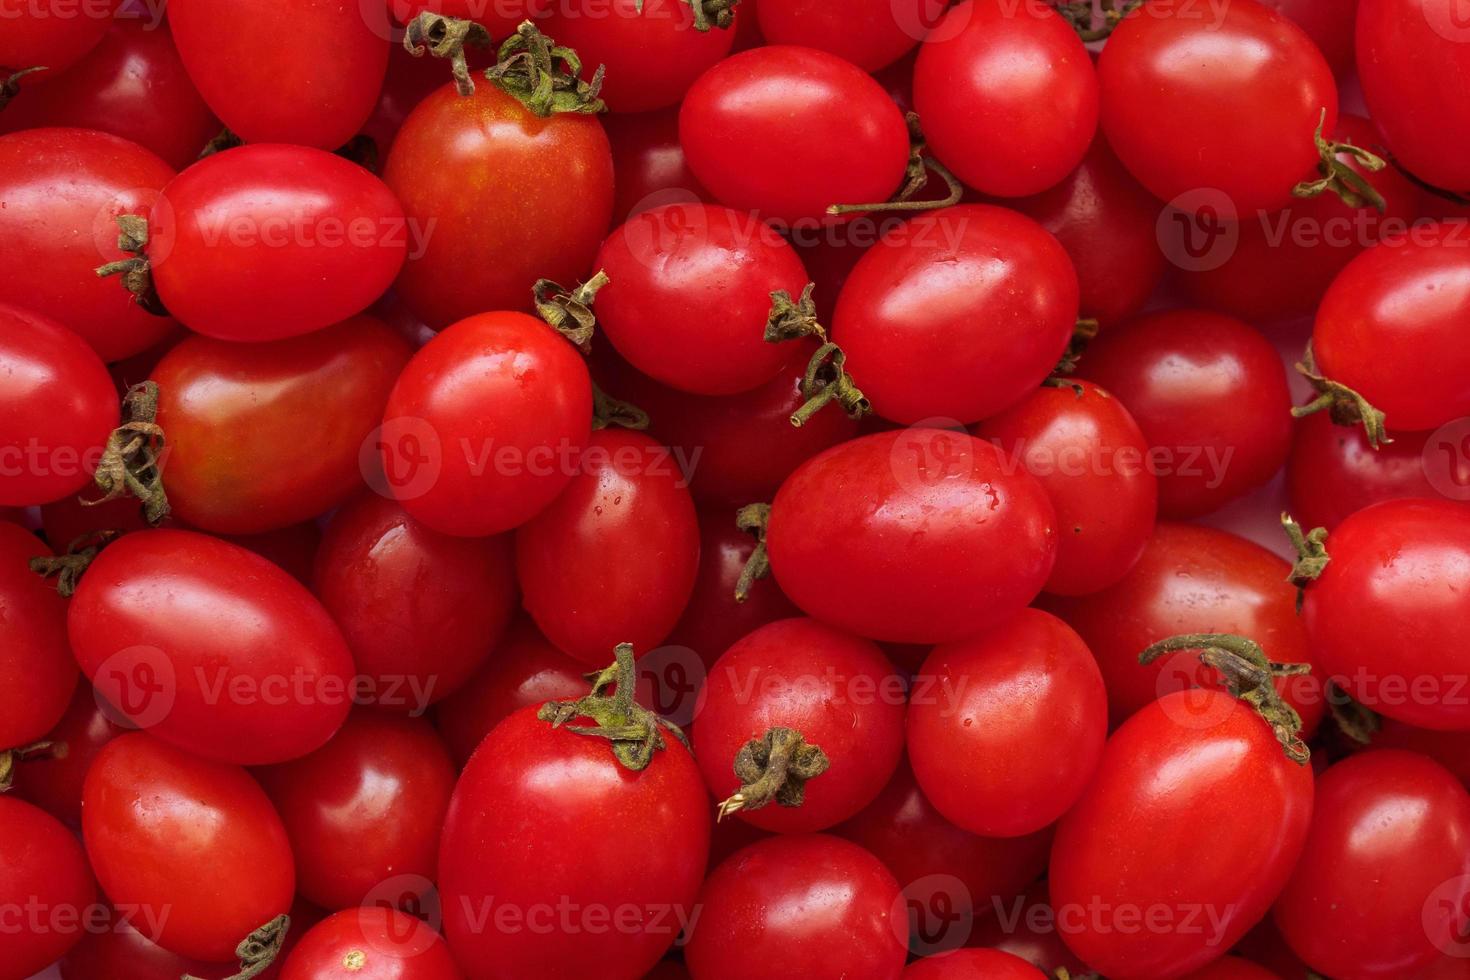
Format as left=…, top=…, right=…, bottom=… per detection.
left=0, top=127, right=177, bottom=362
left=380, top=310, right=592, bottom=537
left=680, top=45, right=910, bottom=227
left=314, top=490, right=517, bottom=708
left=83, top=732, right=295, bottom=962
left=0, top=521, right=79, bottom=753
left=279, top=906, right=463, bottom=980
left=68, top=528, right=355, bottom=764
left=384, top=81, right=613, bottom=329
left=767, top=428, right=1057, bottom=644
left=149, top=145, right=407, bottom=341
left=516, top=428, right=700, bottom=664
left=1274, top=751, right=1470, bottom=979
left=603, top=107, right=710, bottom=222
left=832, top=205, right=1078, bottom=425
left=0, top=0, right=111, bottom=74
left=0, top=794, right=95, bottom=980
left=1050, top=690, right=1314, bottom=977
left=168, top=0, right=388, bottom=149
left=11, top=679, right=123, bottom=827
left=755, top=0, right=927, bottom=70
left=1099, top=0, right=1337, bottom=213
left=903, top=949, right=1047, bottom=979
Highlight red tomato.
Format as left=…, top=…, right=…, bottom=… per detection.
left=359, top=33, right=467, bottom=157
left=1044, top=522, right=1325, bottom=736
left=0, top=795, right=95, bottom=980
left=974, top=380, right=1158, bottom=596
left=62, top=914, right=291, bottom=980
left=1368, top=719, right=1470, bottom=788
left=516, top=429, right=700, bottom=664
left=1050, top=691, right=1315, bottom=977
left=1266, top=0, right=1357, bottom=75
left=83, top=733, right=295, bottom=962
left=384, top=81, right=613, bottom=329
left=168, top=0, right=388, bottom=149
left=68, top=528, right=355, bottom=764
left=1078, top=309, right=1293, bottom=518
left=280, top=907, right=463, bottom=980
left=389, top=0, right=553, bottom=40
left=755, top=0, right=927, bottom=70
left=149, top=145, right=407, bottom=341
left=966, top=881, right=1089, bottom=974
left=1311, top=226, right=1470, bottom=433
left=594, top=203, right=806, bottom=395
left=0, top=0, right=112, bottom=74
left=907, top=609, right=1107, bottom=837
left=0, top=304, right=118, bottom=507
left=903, top=949, right=1047, bottom=979
left=0, top=128, right=176, bottom=362
left=913, top=0, right=1097, bottom=197
left=11, top=679, right=123, bottom=826
left=0, top=522, right=78, bottom=753
left=314, top=492, right=516, bottom=708
left=603, top=107, right=710, bottom=222
left=832, top=205, right=1078, bottom=425
left=1300, top=498, right=1470, bottom=730
left=686, top=834, right=908, bottom=980
left=679, top=45, right=910, bottom=227
left=767, top=429, right=1057, bottom=644
left=256, top=711, right=456, bottom=911
left=1181, top=956, right=1286, bottom=980
left=1274, top=751, right=1470, bottom=978
left=1099, top=0, right=1338, bottom=213
left=379, top=310, right=592, bottom=537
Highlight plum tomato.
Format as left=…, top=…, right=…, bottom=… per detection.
left=902, top=949, right=1048, bottom=979
left=755, top=0, right=929, bottom=71
left=10, top=679, right=124, bottom=827
left=0, top=795, right=96, bottom=980
left=279, top=906, right=463, bottom=980
left=0, top=522, right=79, bottom=755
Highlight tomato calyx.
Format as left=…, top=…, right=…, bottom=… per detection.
left=1290, top=343, right=1391, bottom=449
left=765, top=284, right=870, bottom=427
left=827, top=112, right=962, bottom=217
left=90, top=381, right=171, bottom=528
left=732, top=502, right=772, bottom=603
left=484, top=20, right=606, bottom=116
left=1326, top=681, right=1381, bottom=746
left=0, top=740, right=60, bottom=793
left=715, top=726, right=831, bottom=821
left=1138, top=633, right=1313, bottom=764
left=1053, top=969, right=1103, bottom=980
left=1052, top=318, right=1100, bottom=377
left=680, top=0, right=739, bottom=31
left=1053, top=0, right=1142, bottom=42
left=0, top=66, right=46, bottom=112
left=1281, top=512, right=1330, bottom=612
left=533, top=269, right=609, bottom=355
left=591, top=383, right=650, bottom=431
left=403, top=11, right=493, bottom=97
left=29, top=529, right=121, bottom=598
left=181, top=913, right=291, bottom=980
left=94, top=214, right=169, bottom=318
left=1292, top=109, right=1389, bottom=214
left=537, top=642, right=690, bottom=771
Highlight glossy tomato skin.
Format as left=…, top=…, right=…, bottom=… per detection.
left=914, top=0, right=1097, bottom=197
left=11, top=679, right=124, bottom=827
left=379, top=311, right=592, bottom=537
left=438, top=705, right=711, bottom=979
left=908, top=609, right=1107, bottom=837
left=0, top=795, right=95, bottom=980
left=314, top=492, right=517, bottom=708
left=1079, top=310, right=1293, bottom=518
left=1275, top=751, right=1470, bottom=979
left=150, top=145, right=407, bottom=341
left=594, top=203, right=806, bottom=395
left=0, top=522, right=79, bottom=750
left=1099, top=0, right=1337, bottom=213
left=0, top=0, right=111, bottom=73
left=603, top=107, right=710, bottom=222
left=279, top=907, right=463, bottom=980
left=693, top=617, right=906, bottom=832
left=0, top=128, right=177, bottom=362
left=256, top=711, right=456, bottom=911
left=975, top=380, right=1158, bottom=596
left=0, top=304, right=118, bottom=507
left=68, top=529, right=355, bottom=765
left=1302, top=499, right=1470, bottom=730
left=1312, top=227, right=1470, bottom=432
left=679, top=45, right=909, bottom=227
left=83, top=733, right=295, bottom=962
left=384, top=82, right=613, bottom=329
left=686, top=834, right=908, bottom=980
left=1050, top=691, right=1315, bottom=978
left=833, top=205, right=1079, bottom=425
left=516, top=429, right=700, bottom=665
left=755, top=0, right=926, bottom=70
left=767, top=429, right=1058, bottom=644
left=168, top=0, right=388, bottom=149
left=903, top=949, right=1047, bottom=979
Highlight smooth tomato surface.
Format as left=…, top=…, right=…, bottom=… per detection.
left=0, top=795, right=96, bottom=980
left=0, top=522, right=79, bottom=751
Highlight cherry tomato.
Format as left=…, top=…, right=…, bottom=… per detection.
left=903, top=949, right=1047, bottom=979
left=149, top=145, right=407, bottom=341
left=11, top=678, right=123, bottom=827
left=974, top=380, right=1158, bottom=596
left=68, top=528, right=355, bottom=764
left=1050, top=691, right=1314, bottom=977
left=908, top=609, right=1107, bottom=837
left=914, top=0, right=1098, bottom=198
left=379, top=310, right=592, bottom=537
left=1078, top=309, right=1293, bottom=517
left=603, top=107, right=711, bottom=222
left=280, top=907, right=463, bottom=980
left=384, top=81, right=613, bottom=329
left=679, top=45, right=910, bottom=227
left=314, top=491, right=517, bottom=708
left=767, top=428, right=1057, bottom=644
left=0, top=521, right=79, bottom=753
left=0, top=127, right=177, bottom=362
left=1099, top=0, right=1338, bottom=213
left=685, top=834, right=908, bottom=980
left=83, top=732, right=295, bottom=961
left=832, top=205, right=1079, bottom=425
left=0, top=0, right=112, bottom=74
left=1274, top=751, right=1470, bottom=978
left=0, top=794, right=95, bottom=980
left=755, top=0, right=928, bottom=70
left=168, top=0, right=389, bottom=149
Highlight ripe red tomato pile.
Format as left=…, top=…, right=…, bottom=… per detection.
left=4, top=1, right=1470, bottom=978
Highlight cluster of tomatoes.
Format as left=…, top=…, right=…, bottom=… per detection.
left=3, top=0, right=1470, bottom=977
